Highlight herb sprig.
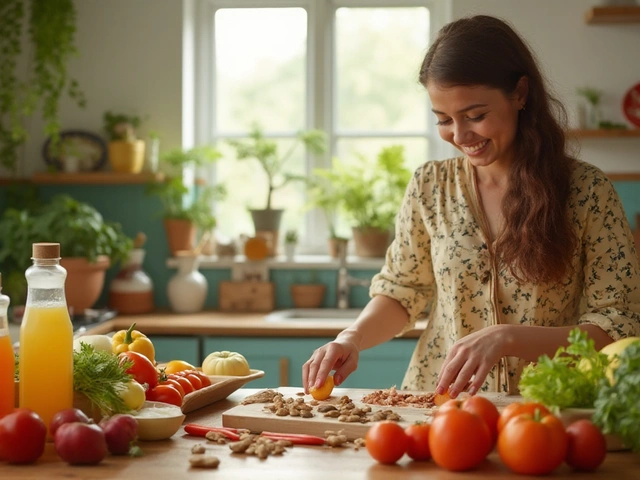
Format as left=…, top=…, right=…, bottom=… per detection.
left=518, top=328, right=610, bottom=410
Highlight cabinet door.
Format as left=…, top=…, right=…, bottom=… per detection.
left=342, top=339, right=417, bottom=389
left=149, top=336, right=200, bottom=366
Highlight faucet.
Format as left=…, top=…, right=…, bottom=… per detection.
left=336, top=243, right=371, bottom=309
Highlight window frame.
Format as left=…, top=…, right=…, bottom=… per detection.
left=193, top=0, right=451, bottom=254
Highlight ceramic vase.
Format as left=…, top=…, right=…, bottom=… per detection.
left=284, top=243, right=296, bottom=261
left=109, top=249, right=154, bottom=314
left=167, top=251, right=208, bottom=313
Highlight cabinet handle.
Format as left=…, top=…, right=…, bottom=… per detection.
left=279, top=357, right=289, bottom=387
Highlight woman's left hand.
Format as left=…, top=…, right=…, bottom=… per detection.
left=435, top=324, right=510, bottom=398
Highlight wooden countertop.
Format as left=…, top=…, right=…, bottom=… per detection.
left=81, top=311, right=427, bottom=339
left=1, top=388, right=637, bottom=479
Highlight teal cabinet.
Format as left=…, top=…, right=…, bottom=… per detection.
left=149, top=335, right=200, bottom=366
left=203, top=337, right=417, bottom=389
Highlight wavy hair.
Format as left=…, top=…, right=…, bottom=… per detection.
left=419, top=15, right=577, bottom=284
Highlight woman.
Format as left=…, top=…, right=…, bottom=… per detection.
left=303, top=15, right=640, bottom=398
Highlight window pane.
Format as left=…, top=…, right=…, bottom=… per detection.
left=333, top=137, right=427, bottom=238
left=335, top=7, right=430, bottom=132
left=215, top=8, right=307, bottom=132
left=215, top=140, right=307, bottom=240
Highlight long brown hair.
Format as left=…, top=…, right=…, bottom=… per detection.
left=419, top=15, right=577, bottom=284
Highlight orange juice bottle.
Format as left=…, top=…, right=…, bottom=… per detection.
left=19, top=243, right=73, bottom=436
left=0, top=273, right=14, bottom=418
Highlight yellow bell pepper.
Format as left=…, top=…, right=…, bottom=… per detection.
left=112, top=323, right=156, bottom=364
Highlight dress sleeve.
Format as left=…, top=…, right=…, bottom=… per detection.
left=577, top=173, right=640, bottom=340
left=369, top=168, right=436, bottom=332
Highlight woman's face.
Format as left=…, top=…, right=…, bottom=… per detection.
left=427, top=82, right=524, bottom=169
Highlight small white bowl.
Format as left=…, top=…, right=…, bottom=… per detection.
left=131, top=401, right=186, bottom=441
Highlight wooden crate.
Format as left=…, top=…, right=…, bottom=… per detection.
left=218, top=281, right=275, bottom=312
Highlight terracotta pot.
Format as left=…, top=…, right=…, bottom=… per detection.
left=108, top=140, right=145, bottom=173
left=60, top=256, right=110, bottom=314
left=352, top=227, right=392, bottom=258
left=163, top=218, right=196, bottom=255
left=328, top=237, right=349, bottom=259
left=290, top=284, right=326, bottom=309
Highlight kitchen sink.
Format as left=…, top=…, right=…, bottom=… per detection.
left=264, top=308, right=362, bottom=323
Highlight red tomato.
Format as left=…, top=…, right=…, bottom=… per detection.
left=438, top=396, right=500, bottom=446
left=193, top=370, right=212, bottom=388
left=180, top=372, right=203, bottom=390
left=498, top=401, right=550, bottom=432
left=147, top=385, right=183, bottom=407
left=0, top=408, right=47, bottom=464
left=404, top=423, right=431, bottom=461
left=54, top=422, right=107, bottom=465
left=498, top=410, right=568, bottom=475
left=565, top=419, right=607, bottom=471
left=160, top=379, right=186, bottom=398
left=365, top=421, right=409, bottom=464
left=429, top=408, right=492, bottom=471
left=168, top=374, right=195, bottom=395
left=119, top=351, right=158, bottom=389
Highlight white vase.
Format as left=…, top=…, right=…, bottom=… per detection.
left=284, top=243, right=296, bottom=261
left=109, top=249, right=155, bottom=314
left=167, top=252, right=208, bottom=313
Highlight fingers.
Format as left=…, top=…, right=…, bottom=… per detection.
left=467, top=362, right=492, bottom=396
left=333, top=351, right=359, bottom=386
left=436, top=353, right=464, bottom=396
left=303, top=342, right=343, bottom=392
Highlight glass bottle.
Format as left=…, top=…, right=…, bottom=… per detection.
left=19, top=243, right=73, bottom=436
left=0, top=272, right=14, bottom=417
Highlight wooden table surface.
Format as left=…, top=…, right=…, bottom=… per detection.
left=1, top=389, right=638, bottom=480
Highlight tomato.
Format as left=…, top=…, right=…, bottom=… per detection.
left=365, top=421, right=408, bottom=464
left=49, top=408, right=90, bottom=437
left=438, top=396, right=500, bottom=446
left=497, top=410, right=568, bottom=475
left=181, top=372, right=203, bottom=390
left=0, top=408, right=47, bottom=464
left=119, top=351, right=158, bottom=389
left=160, top=378, right=186, bottom=398
left=429, top=408, right=491, bottom=471
left=565, top=419, right=607, bottom=471
left=163, top=360, right=197, bottom=375
left=193, top=370, right=212, bottom=388
left=404, top=423, right=431, bottom=461
left=497, top=401, right=550, bottom=432
left=147, top=384, right=183, bottom=407
left=168, top=374, right=195, bottom=395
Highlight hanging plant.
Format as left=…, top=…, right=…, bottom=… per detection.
left=0, top=0, right=85, bottom=174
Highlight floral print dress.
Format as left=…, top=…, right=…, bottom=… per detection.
left=369, top=157, right=640, bottom=394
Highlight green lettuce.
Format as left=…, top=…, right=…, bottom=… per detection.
left=518, top=328, right=610, bottom=409
left=593, top=341, right=640, bottom=452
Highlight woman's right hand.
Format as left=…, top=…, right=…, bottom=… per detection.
left=302, top=336, right=360, bottom=393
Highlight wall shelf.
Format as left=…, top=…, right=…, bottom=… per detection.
left=585, top=6, right=640, bottom=24
left=568, top=129, right=640, bottom=138
left=30, top=171, right=164, bottom=185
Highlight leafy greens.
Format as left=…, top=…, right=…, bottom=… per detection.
left=518, top=328, right=610, bottom=409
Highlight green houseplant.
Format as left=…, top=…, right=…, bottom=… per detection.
left=312, top=145, right=412, bottom=257
left=0, top=0, right=85, bottom=174
left=226, top=123, right=326, bottom=243
left=0, top=195, right=132, bottom=313
left=145, top=145, right=226, bottom=255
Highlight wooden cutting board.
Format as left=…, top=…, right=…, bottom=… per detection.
left=222, top=387, right=522, bottom=441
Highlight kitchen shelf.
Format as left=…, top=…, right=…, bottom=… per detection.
left=568, top=129, right=640, bottom=138
left=30, top=171, right=165, bottom=185
left=607, top=172, right=640, bottom=181
left=585, top=6, right=640, bottom=24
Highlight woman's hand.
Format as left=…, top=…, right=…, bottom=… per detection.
left=302, top=335, right=361, bottom=393
left=436, top=324, right=511, bottom=398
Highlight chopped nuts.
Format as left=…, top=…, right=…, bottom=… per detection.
left=191, top=444, right=206, bottom=454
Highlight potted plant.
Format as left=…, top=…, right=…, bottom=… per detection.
left=0, top=195, right=132, bottom=314
left=283, top=229, right=298, bottom=261
left=226, top=123, right=326, bottom=255
left=0, top=0, right=85, bottom=175
left=145, top=145, right=226, bottom=255
left=312, top=145, right=412, bottom=257
left=290, top=271, right=326, bottom=309
left=103, top=111, right=145, bottom=173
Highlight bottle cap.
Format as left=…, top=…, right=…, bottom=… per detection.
left=32, top=242, right=61, bottom=259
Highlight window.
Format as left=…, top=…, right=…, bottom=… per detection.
left=194, top=0, right=448, bottom=253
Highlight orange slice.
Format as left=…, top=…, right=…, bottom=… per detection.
left=310, top=375, right=334, bottom=401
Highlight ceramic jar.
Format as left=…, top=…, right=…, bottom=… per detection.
left=167, top=251, right=208, bottom=313
left=109, top=249, right=154, bottom=314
